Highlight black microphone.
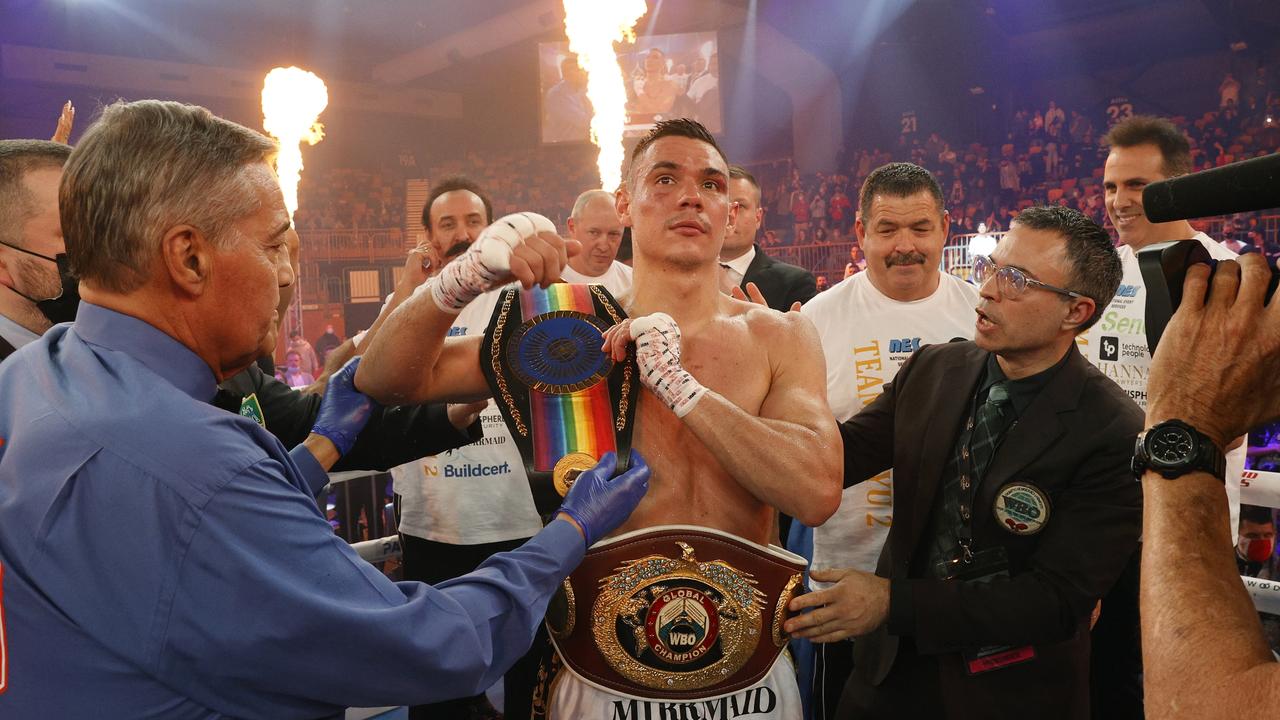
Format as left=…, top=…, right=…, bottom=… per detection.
left=1142, top=152, right=1280, bottom=222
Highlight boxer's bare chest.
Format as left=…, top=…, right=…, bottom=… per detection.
left=613, top=314, right=778, bottom=544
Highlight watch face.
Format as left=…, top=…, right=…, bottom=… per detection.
left=1150, top=426, right=1195, bottom=466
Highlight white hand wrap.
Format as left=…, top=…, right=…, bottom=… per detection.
left=631, top=313, right=706, bottom=418
left=430, top=212, right=557, bottom=313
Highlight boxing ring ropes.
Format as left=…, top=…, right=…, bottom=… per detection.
left=327, top=470, right=402, bottom=565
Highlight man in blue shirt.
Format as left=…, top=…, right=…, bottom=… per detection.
left=0, top=99, right=648, bottom=718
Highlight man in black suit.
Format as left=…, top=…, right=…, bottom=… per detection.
left=0, top=140, right=74, bottom=362
left=786, top=206, right=1142, bottom=720
left=722, top=165, right=817, bottom=311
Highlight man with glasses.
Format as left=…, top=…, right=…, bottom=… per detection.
left=784, top=206, right=1143, bottom=720
left=799, top=161, right=978, bottom=718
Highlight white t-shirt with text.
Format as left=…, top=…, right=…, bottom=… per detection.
left=391, top=290, right=543, bottom=544
left=1077, top=232, right=1247, bottom=533
left=802, top=271, right=980, bottom=577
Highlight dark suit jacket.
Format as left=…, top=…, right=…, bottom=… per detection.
left=0, top=335, right=15, bottom=363
left=221, top=364, right=481, bottom=474
left=740, top=244, right=817, bottom=311
left=837, top=340, right=1143, bottom=720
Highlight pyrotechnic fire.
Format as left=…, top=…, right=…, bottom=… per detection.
left=261, top=67, right=329, bottom=219
left=562, top=0, right=648, bottom=192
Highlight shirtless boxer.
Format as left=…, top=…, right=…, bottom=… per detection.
left=358, top=119, right=841, bottom=718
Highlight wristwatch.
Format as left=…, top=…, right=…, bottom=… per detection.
left=1131, top=419, right=1227, bottom=481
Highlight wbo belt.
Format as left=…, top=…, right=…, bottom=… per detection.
left=546, top=525, right=807, bottom=701
left=480, top=283, right=639, bottom=516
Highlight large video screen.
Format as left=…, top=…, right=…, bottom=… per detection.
left=539, top=31, right=721, bottom=144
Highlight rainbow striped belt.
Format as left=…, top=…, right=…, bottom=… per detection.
left=481, top=283, right=638, bottom=516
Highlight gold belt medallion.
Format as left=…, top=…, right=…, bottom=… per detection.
left=592, top=541, right=765, bottom=692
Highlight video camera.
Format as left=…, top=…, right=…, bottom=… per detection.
left=1137, top=151, right=1280, bottom=352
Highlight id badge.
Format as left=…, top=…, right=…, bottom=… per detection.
left=937, top=547, right=1037, bottom=675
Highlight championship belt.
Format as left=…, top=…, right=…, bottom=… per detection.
left=545, top=525, right=807, bottom=701
left=481, top=283, right=639, bottom=516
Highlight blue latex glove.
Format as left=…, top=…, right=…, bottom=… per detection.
left=557, top=450, right=650, bottom=548
left=310, top=357, right=377, bottom=456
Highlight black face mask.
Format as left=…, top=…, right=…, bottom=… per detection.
left=0, top=240, right=80, bottom=325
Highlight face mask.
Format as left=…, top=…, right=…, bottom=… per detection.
left=1245, top=537, right=1275, bottom=564
left=0, top=241, right=80, bottom=325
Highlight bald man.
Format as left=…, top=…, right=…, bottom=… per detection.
left=563, top=189, right=633, bottom=296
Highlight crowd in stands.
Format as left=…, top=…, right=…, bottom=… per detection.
left=414, top=145, right=601, bottom=225
left=294, top=57, right=1280, bottom=287
left=752, top=74, right=1279, bottom=255
left=293, top=167, right=405, bottom=231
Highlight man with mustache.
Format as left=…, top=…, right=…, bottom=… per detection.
left=562, top=188, right=632, bottom=296
left=423, top=175, right=494, bottom=267
left=359, top=118, right=842, bottom=718
left=383, top=174, right=549, bottom=720
left=786, top=206, right=1142, bottom=720
left=1078, top=115, right=1243, bottom=719
left=797, top=162, right=979, bottom=718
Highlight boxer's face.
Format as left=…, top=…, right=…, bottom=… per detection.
left=618, top=135, right=736, bottom=270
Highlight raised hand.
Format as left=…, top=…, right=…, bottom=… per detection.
left=429, top=212, right=576, bottom=313
left=1147, top=254, right=1280, bottom=448
left=51, top=101, right=75, bottom=144
left=729, top=282, right=801, bottom=312
left=629, top=313, right=707, bottom=417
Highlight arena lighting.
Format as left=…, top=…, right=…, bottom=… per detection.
left=734, top=0, right=759, bottom=144
left=261, top=67, right=328, bottom=220
left=562, top=0, right=648, bottom=192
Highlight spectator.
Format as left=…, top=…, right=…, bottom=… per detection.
left=314, top=324, right=342, bottom=365
left=287, top=330, right=321, bottom=377
left=830, top=186, right=853, bottom=233
left=1045, top=100, right=1065, bottom=138
left=810, top=192, right=827, bottom=227
left=1069, top=110, right=1092, bottom=144
left=1029, top=109, right=1045, bottom=137
left=1236, top=505, right=1278, bottom=580
left=792, top=188, right=810, bottom=239
left=277, top=350, right=315, bottom=388
left=1220, top=71, right=1241, bottom=109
